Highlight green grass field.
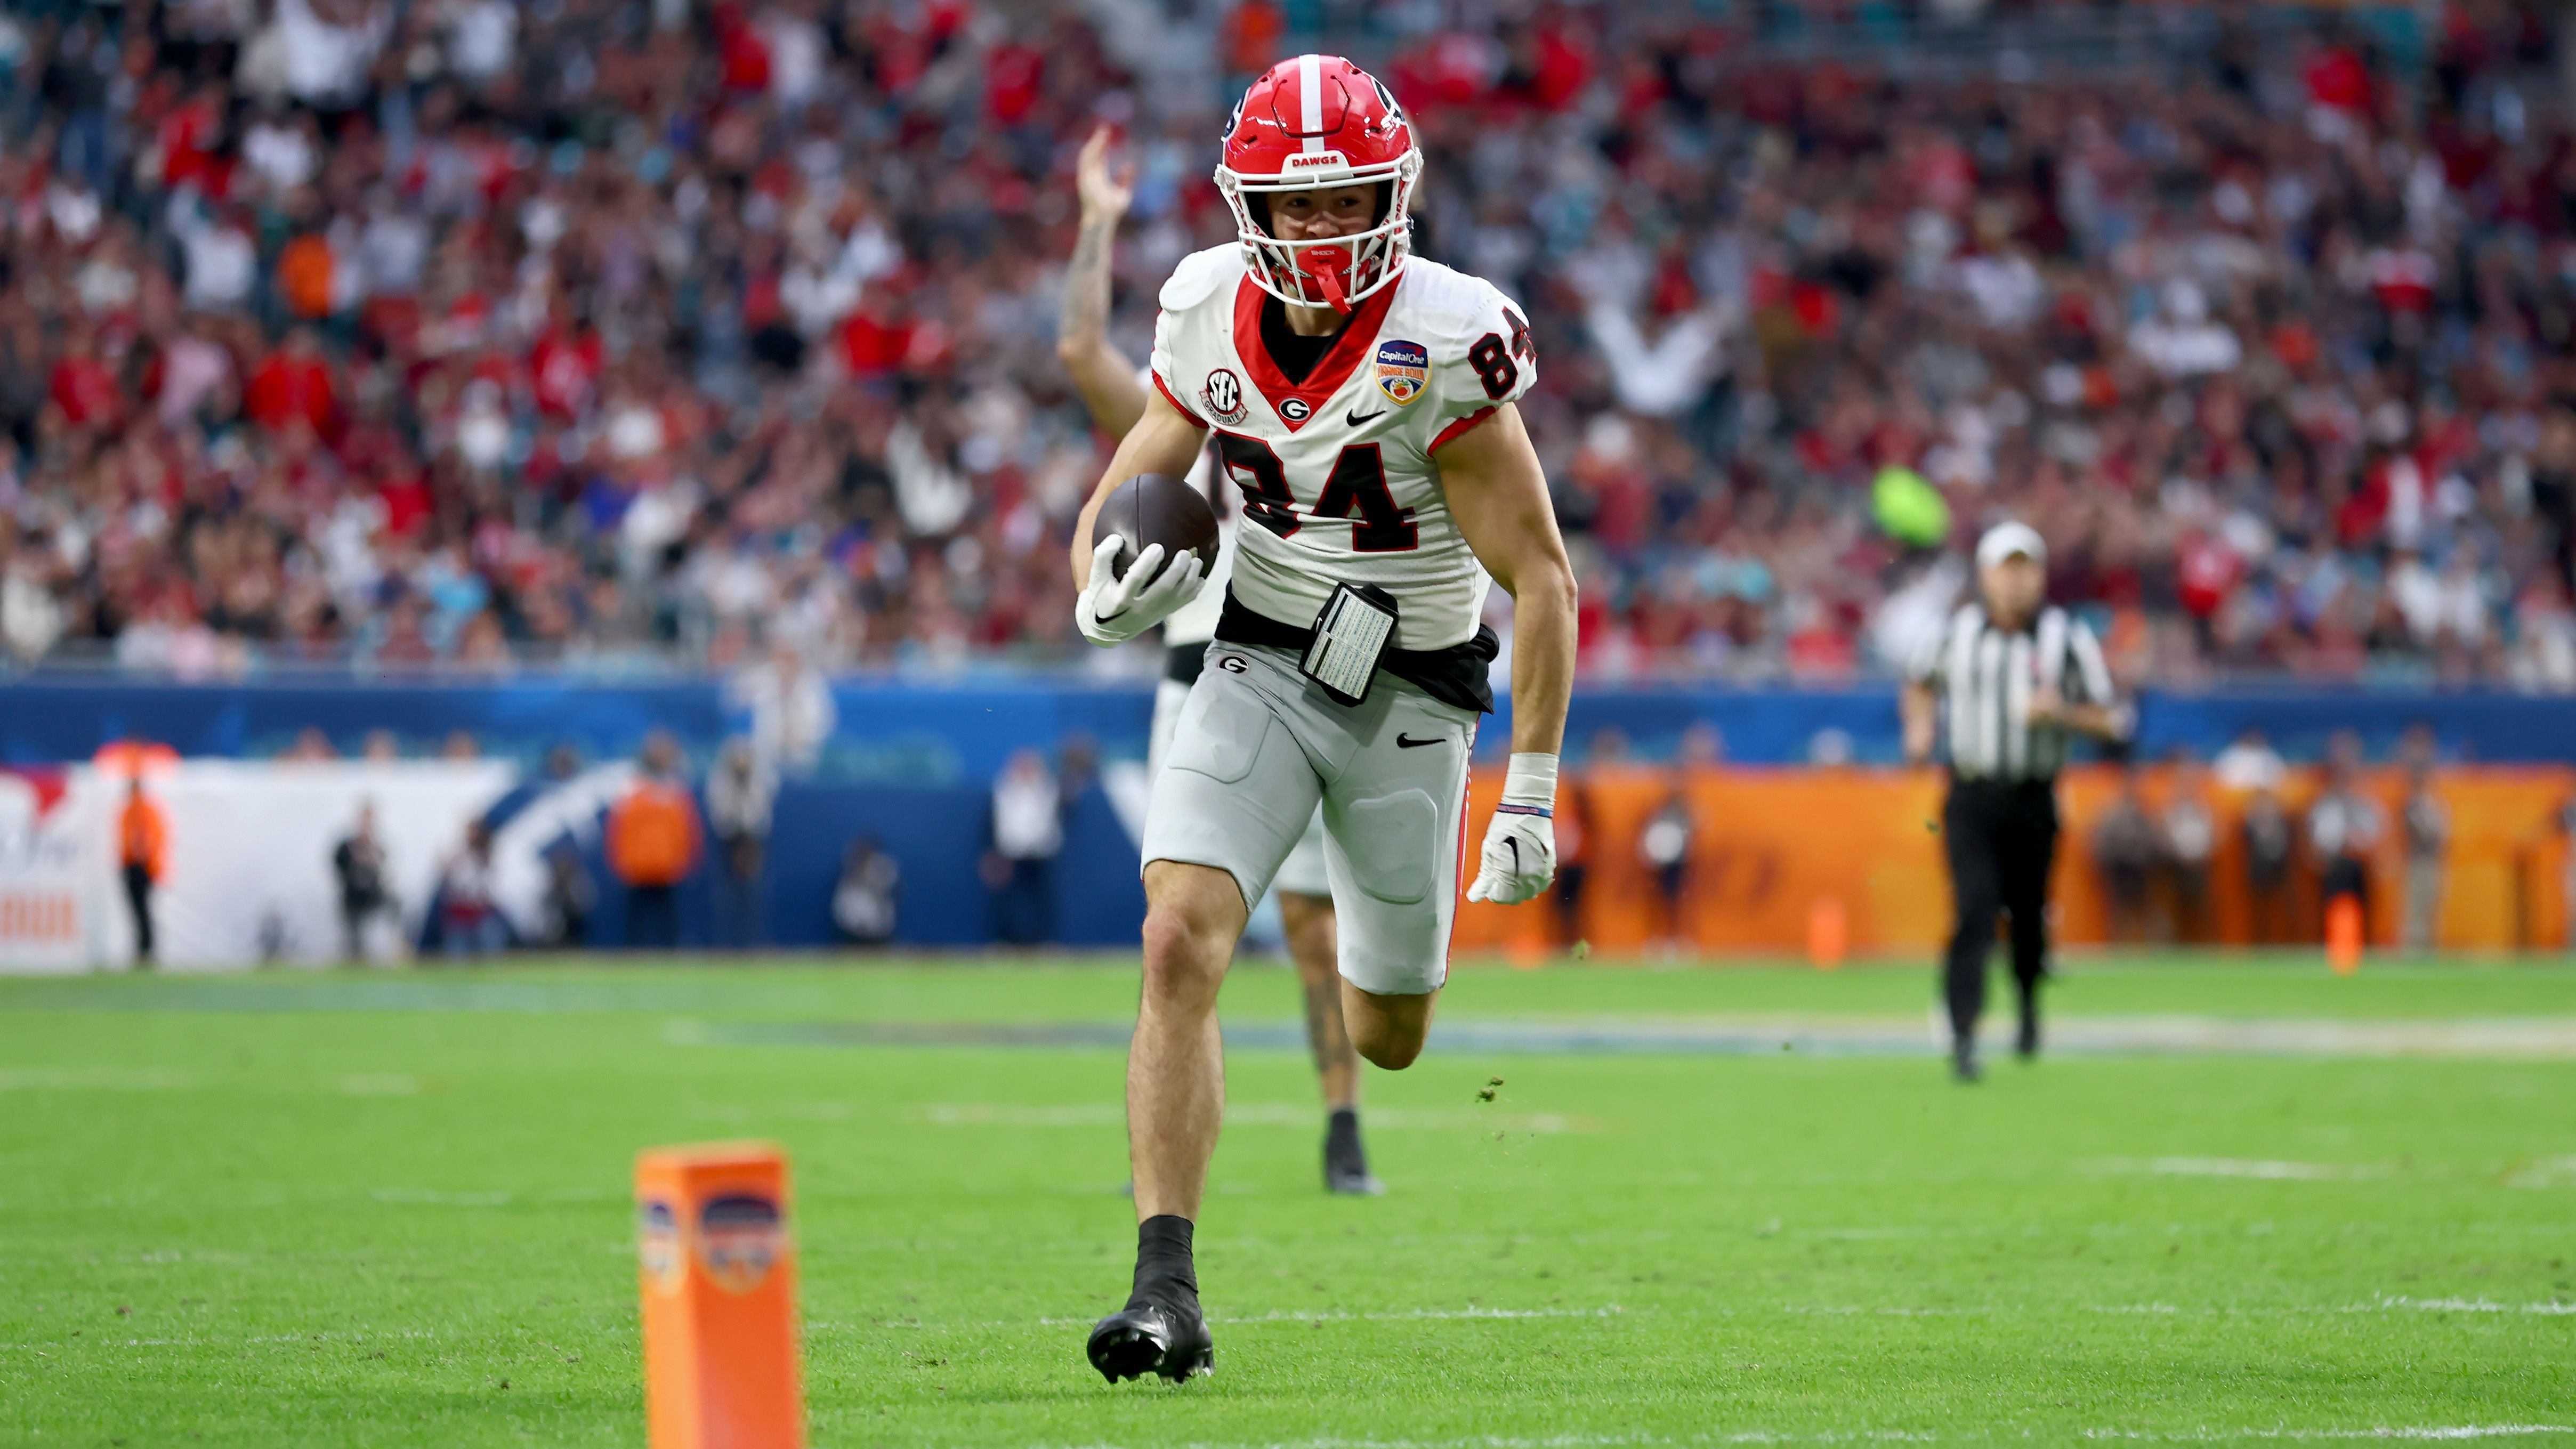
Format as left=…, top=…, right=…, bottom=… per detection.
left=4, top=954, right=2573, bottom=1446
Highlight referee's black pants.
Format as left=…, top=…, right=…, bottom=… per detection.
left=1941, top=778, right=2058, bottom=1046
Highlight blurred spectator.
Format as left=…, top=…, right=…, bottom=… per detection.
left=2160, top=756, right=2218, bottom=943
left=332, top=799, right=396, bottom=961
left=285, top=727, right=338, bottom=761
left=436, top=819, right=504, bottom=957
left=608, top=732, right=701, bottom=950
left=1637, top=772, right=1694, bottom=956
left=982, top=748, right=1061, bottom=947
left=2398, top=727, right=2449, bottom=952
left=730, top=642, right=836, bottom=775
left=1553, top=756, right=1593, bottom=950
left=2307, top=732, right=2386, bottom=937
left=2214, top=731, right=2288, bottom=794
left=117, top=778, right=167, bottom=967
left=2092, top=765, right=2161, bottom=944
left=441, top=731, right=481, bottom=761
left=2241, top=788, right=2298, bottom=945
left=361, top=731, right=401, bottom=762
left=537, top=839, right=596, bottom=950
left=833, top=836, right=901, bottom=946
left=705, top=738, right=776, bottom=948
left=0, top=4, right=2569, bottom=688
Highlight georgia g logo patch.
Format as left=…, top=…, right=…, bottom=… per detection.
left=1202, top=368, right=1248, bottom=426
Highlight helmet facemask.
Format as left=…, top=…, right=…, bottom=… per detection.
left=1217, top=152, right=1421, bottom=315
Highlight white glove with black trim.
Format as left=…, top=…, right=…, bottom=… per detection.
left=1466, top=752, right=1558, bottom=905
left=1074, top=534, right=1208, bottom=646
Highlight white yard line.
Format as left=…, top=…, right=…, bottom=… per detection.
left=2084, top=1157, right=2393, bottom=1181
left=1032, top=1306, right=1627, bottom=1327
left=915, top=1103, right=1594, bottom=1134
left=1016, top=1429, right=2574, bottom=1449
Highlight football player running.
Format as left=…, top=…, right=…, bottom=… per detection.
left=1057, top=124, right=1384, bottom=1199
left=1068, top=55, right=1577, bottom=1384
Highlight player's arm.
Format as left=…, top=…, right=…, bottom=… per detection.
left=1065, top=388, right=1210, bottom=645
left=1055, top=126, right=1146, bottom=439
left=1900, top=682, right=1939, bottom=764
left=1441, top=402, right=1578, bottom=906
left=1442, top=403, right=1575, bottom=755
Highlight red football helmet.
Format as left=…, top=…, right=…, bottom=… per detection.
left=1215, top=54, right=1422, bottom=314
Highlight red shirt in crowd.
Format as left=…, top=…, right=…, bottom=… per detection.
left=530, top=327, right=603, bottom=420
left=50, top=352, right=122, bottom=428
left=245, top=349, right=338, bottom=436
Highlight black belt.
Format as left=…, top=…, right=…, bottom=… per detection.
left=1214, top=589, right=1497, bottom=715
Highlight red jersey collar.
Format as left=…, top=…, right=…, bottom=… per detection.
left=1232, top=273, right=1400, bottom=433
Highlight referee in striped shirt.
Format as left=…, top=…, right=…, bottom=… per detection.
left=1902, top=522, right=2128, bottom=1082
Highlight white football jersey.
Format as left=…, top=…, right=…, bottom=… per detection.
left=1149, top=246, right=1537, bottom=651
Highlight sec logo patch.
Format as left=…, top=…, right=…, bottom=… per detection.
left=1202, top=369, right=1247, bottom=426
left=1375, top=339, right=1428, bottom=406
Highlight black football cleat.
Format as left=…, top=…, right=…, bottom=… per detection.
left=1951, top=1041, right=1983, bottom=1083
left=1325, top=1124, right=1385, bottom=1196
left=1087, top=1288, right=1213, bottom=1384
left=2016, top=1013, right=2040, bottom=1061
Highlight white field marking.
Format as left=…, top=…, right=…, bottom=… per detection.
left=122, top=1250, right=251, bottom=1264
left=336, top=1073, right=421, bottom=1095
left=2085, top=1157, right=2391, bottom=1181
left=0, top=1067, right=189, bottom=1091
left=1033, top=1305, right=1626, bottom=1327
left=370, top=1188, right=512, bottom=1207
left=1017, top=1434, right=1937, bottom=1447
left=2503, top=1155, right=2576, bottom=1188
left=1014, top=1430, right=2576, bottom=1449
left=694, top=1100, right=855, bottom=1123
left=914, top=1103, right=1593, bottom=1134
left=2364, top=1296, right=2576, bottom=1315
left=3, top=1328, right=440, bottom=1350
left=1780, top=1305, right=1982, bottom=1317
left=2080, top=1429, right=2576, bottom=1442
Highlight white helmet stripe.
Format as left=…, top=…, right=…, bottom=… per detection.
left=1298, top=53, right=1323, bottom=153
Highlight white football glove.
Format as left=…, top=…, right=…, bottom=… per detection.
left=1466, top=752, right=1560, bottom=905
left=1074, top=533, right=1207, bottom=646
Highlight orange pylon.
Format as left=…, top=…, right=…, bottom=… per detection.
left=2325, top=896, right=2364, bottom=975
left=1806, top=897, right=1847, bottom=971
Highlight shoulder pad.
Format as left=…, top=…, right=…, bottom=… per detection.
left=1401, top=260, right=1522, bottom=354
left=1159, top=246, right=1242, bottom=313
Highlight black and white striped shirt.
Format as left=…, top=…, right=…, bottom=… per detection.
left=1909, top=603, right=2115, bottom=782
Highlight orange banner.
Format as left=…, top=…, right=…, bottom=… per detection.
left=1453, top=764, right=2576, bottom=958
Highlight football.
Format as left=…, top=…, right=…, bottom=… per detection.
left=1094, top=472, right=1222, bottom=582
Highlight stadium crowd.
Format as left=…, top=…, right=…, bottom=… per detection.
left=0, top=0, right=2572, bottom=687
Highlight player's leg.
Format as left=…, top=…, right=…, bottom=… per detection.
left=1274, top=811, right=1380, bottom=1194
left=1280, top=892, right=1354, bottom=1110
left=1341, top=983, right=1438, bottom=1070
left=1093, top=666, right=1320, bottom=1384
left=1998, top=795, right=2058, bottom=1060
left=1941, top=787, right=2002, bottom=1080
left=1320, top=689, right=1476, bottom=1073
left=1129, top=860, right=1250, bottom=1221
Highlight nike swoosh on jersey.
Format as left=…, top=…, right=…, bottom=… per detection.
left=1394, top=733, right=1443, bottom=749
left=1345, top=408, right=1386, bottom=426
